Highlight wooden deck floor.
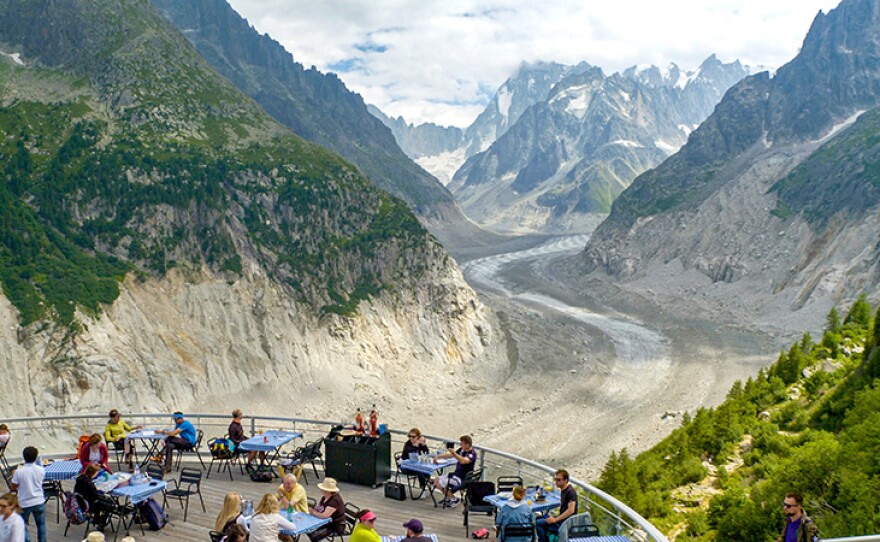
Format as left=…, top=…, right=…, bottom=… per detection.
left=38, top=460, right=491, bottom=542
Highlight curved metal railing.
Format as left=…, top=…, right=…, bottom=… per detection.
left=5, top=412, right=871, bottom=542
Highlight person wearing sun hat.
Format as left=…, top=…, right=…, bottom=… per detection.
left=308, top=478, right=347, bottom=542
left=350, top=509, right=381, bottom=542
left=403, top=518, right=432, bottom=542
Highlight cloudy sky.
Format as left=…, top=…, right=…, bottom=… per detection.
left=226, top=0, right=842, bottom=128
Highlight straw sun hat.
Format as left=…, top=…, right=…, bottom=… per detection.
left=317, top=477, right=340, bottom=493
left=83, top=533, right=106, bottom=542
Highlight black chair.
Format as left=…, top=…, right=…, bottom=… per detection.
left=146, top=462, right=166, bottom=481
left=496, top=476, right=524, bottom=493
left=567, top=524, right=601, bottom=538
left=207, top=435, right=241, bottom=481
left=163, top=467, right=206, bottom=522
left=63, top=493, right=118, bottom=538
left=462, top=480, right=496, bottom=535
left=1, top=466, right=14, bottom=491
left=394, top=451, right=424, bottom=500
left=307, top=496, right=317, bottom=508
left=209, top=530, right=224, bottom=542
left=499, top=522, right=537, bottom=542
left=449, top=468, right=484, bottom=507
left=175, top=429, right=207, bottom=471
left=42, top=479, right=64, bottom=523
left=327, top=502, right=359, bottom=541
left=0, top=440, right=9, bottom=471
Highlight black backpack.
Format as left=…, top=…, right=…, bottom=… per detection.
left=247, top=464, right=274, bottom=483
left=137, top=497, right=168, bottom=530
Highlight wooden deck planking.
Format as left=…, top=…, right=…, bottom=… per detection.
left=37, top=460, right=493, bottom=541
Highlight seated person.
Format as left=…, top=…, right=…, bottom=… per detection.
left=74, top=464, right=116, bottom=528
left=431, top=435, right=477, bottom=507
left=79, top=434, right=112, bottom=473
left=402, top=518, right=432, bottom=542
left=104, top=409, right=142, bottom=468
left=496, top=486, right=534, bottom=542
left=156, top=412, right=196, bottom=474
left=277, top=473, right=308, bottom=513
left=0, top=423, right=10, bottom=449
left=536, top=469, right=578, bottom=542
left=400, top=428, right=430, bottom=495
left=250, top=493, right=297, bottom=542
left=228, top=409, right=260, bottom=465
left=224, top=524, right=248, bottom=542
left=308, top=478, right=346, bottom=542
left=350, top=509, right=380, bottom=542
left=214, top=492, right=248, bottom=536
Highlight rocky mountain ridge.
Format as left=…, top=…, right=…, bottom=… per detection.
left=449, top=55, right=749, bottom=233
left=0, top=0, right=502, bottom=416
left=584, top=0, right=880, bottom=328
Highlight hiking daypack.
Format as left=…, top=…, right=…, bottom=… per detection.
left=76, top=435, right=90, bottom=456
left=137, top=497, right=168, bottom=530
left=63, top=492, right=89, bottom=525
left=208, top=437, right=234, bottom=459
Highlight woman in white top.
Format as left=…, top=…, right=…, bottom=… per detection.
left=250, top=493, right=297, bottom=542
left=0, top=493, right=25, bottom=542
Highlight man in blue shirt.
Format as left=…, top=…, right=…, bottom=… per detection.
left=777, top=492, right=820, bottom=542
left=157, top=412, right=197, bottom=473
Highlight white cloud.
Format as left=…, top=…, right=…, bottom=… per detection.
left=226, top=0, right=842, bottom=127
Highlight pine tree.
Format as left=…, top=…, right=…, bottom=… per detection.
left=826, top=307, right=842, bottom=332
left=844, top=294, right=872, bottom=326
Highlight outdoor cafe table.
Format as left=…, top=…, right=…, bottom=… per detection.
left=484, top=491, right=562, bottom=514
left=125, top=429, right=166, bottom=469
left=569, top=537, right=630, bottom=542
left=398, top=457, right=458, bottom=506
left=109, top=477, right=168, bottom=539
left=245, top=510, right=329, bottom=536
left=238, top=430, right=303, bottom=477
left=44, top=459, right=81, bottom=481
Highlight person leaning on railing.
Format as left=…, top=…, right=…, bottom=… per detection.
left=536, top=469, right=577, bottom=542
left=104, top=409, right=142, bottom=468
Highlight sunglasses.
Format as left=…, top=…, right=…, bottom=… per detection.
left=408, top=434, right=418, bottom=438
left=782, top=502, right=798, bottom=509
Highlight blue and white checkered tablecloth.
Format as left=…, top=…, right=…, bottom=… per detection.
left=238, top=430, right=302, bottom=452
left=246, top=512, right=329, bottom=536
left=44, top=460, right=81, bottom=481
left=569, top=537, right=630, bottom=542
left=110, top=479, right=167, bottom=505
left=398, top=457, right=457, bottom=476
left=381, top=535, right=439, bottom=542
left=484, top=493, right=561, bottom=514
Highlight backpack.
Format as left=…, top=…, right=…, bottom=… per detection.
left=63, top=491, right=89, bottom=525
left=208, top=437, right=234, bottom=459
left=76, top=435, right=90, bottom=456
left=247, top=464, right=274, bottom=483
left=137, top=497, right=167, bottom=530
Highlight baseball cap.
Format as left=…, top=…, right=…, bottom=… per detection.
left=403, top=519, right=424, bottom=533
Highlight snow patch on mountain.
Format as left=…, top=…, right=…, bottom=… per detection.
left=0, top=51, right=24, bottom=65
left=416, top=148, right=468, bottom=185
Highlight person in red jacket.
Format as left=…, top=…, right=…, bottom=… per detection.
left=78, top=434, right=112, bottom=473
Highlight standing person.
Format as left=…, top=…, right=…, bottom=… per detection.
left=308, top=478, right=346, bottom=542
left=0, top=493, right=25, bottom=542
left=401, top=519, right=431, bottom=542
left=156, top=412, right=196, bottom=474
left=104, top=409, right=141, bottom=468
left=79, top=434, right=112, bottom=473
left=277, top=473, right=308, bottom=513
left=536, top=469, right=577, bottom=542
left=400, top=428, right=430, bottom=496
left=431, top=435, right=477, bottom=507
left=350, top=510, right=380, bottom=542
left=496, top=486, right=535, bottom=542
left=214, top=492, right=248, bottom=535
left=228, top=410, right=258, bottom=466
left=776, top=492, right=821, bottom=542
left=10, top=446, right=45, bottom=542
left=249, top=494, right=297, bottom=542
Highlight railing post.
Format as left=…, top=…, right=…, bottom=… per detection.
left=478, top=449, right=486, bottom=480
left=250, top=417, right=256, bottom=438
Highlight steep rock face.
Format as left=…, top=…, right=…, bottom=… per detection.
left=151, top=0, right=455, bottom=218
left=367, top=105, right=463, bottom=160
left=584, top=0, right=880, bottom=321
left=450, top=57, right=749, bottom=234
left=0, top=0, right=502, bottom=415
left=0, top=256, right=500, bottom=418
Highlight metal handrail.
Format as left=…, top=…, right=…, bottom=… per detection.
left=0, top=413, right=656, bottom=541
